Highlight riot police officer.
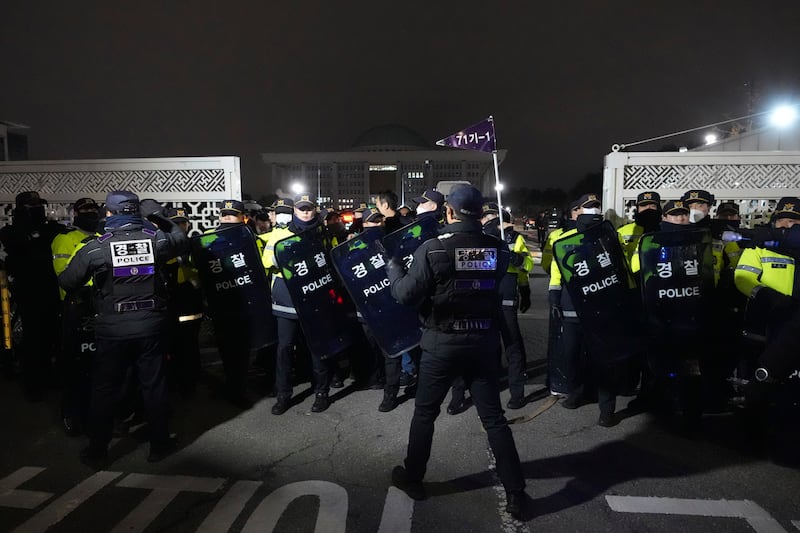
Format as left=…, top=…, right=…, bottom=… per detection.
left=617, top=191, right=662, bottom=265
left=164, top=207, right=204, bottom=397
left=59, top=191, right=188, bottom=464
left=52, top=197, right=101, bottom=435
left=263, top=195, right=335, bottom=415
left=0, top=191, right=65, bottom=401
left=387, top=185, right=527, bottom=519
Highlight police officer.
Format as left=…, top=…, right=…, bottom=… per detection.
left=59, top=191, right=188, bottom=464
left=617, top=191, right=662, bottom=265
left=164, top=207, right=203, bottom=397
left=413, top=189, right=444, bottom=222
left=206, top=199, right=257, bottom=408
left=552, top=194, right=621, bottom=426
left=376, top=190, right=411, bottom=233
left=681, top=189, right=714, bottom=226
left=52, top=197, right=101, bottom=435
left=386, top=185, right=527, bottom=519
left=735, top=197, right=800, bottom=382
left=0, top=191, right=65, bottom=401
left=263, top=195, right=334, bottom=415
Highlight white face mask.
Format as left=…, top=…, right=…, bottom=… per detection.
left=689, top=209, right=706, bottom=223
left=582, top=207, right=601, bottom=215
left=276, top=213, right=292, bottom=225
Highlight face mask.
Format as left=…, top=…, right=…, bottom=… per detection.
left=74, top=212, right=100, bottom=233
left=276, top=213, right=292, bottom=225
left=582, top=207, right=601, bottom=215
left=482, top=218, right=501, bottom=237
left=689, top=209, right=706, bottom=223
left=634, top=209, right=661, bottom=232
left=576, top=213, right=603, bottom=231
left=18, top=205, right=46, bottom=226
left=416, top=205, right=431, bottom=215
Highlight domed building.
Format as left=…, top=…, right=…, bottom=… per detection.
left=261, top=124, right=506, bottom=210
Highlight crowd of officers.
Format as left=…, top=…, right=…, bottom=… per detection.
left=541, top=188, right=800, bottom=430
left=0, top=186, right=532, bottom=476
left=2, top=183, right=794, bottom=513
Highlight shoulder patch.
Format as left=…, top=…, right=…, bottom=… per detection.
left=97, top=233, right=113, bottom=243
left=142, top=228, right=157, bottom=236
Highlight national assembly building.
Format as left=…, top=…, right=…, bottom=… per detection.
left=261, top=124, right=506, bottom=210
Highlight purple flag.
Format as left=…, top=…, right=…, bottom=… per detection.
left=435, top=116, right=496, bottom=153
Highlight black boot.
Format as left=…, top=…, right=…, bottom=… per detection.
left=271, top=395, right=291, bottom=415
left=378, top=391, right=398, bottom=412
left=311, top=392, right=330, bottom=413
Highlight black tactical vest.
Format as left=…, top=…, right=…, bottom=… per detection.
left=94, top=228, right=165, bottom=315
left=427, top=231, right=509, bottom=332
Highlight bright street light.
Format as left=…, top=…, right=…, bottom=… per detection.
left=704, top=134, right=717, bottom=145
left=290, top=182, right=304, bottom=195
left=770, top=105, right=798, bottom=128
left=495, top=183, right=504, bottom=192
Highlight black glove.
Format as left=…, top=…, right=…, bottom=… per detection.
left=753, top=286, right=795, bottom=315
left=548, top=289, right=561, bottom=308
left=385, top=256, right=404, bottom=282
left=518, top=285, right=531, bottom=313
left=139, top=199, right=165, bottom=219
left=509, top=251, right=525, bottom=268
left=550, top=305, right=563, bottom=321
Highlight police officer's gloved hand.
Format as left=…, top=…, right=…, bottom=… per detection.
left=385, top=256, right=404, bottom=282
left=548, top=289, right=562, bottom=320
left=518, top=285, right=531, bottom=313
left=753, top=286, right=795, bottom=314
left=509, top=251, right=525, bottom=268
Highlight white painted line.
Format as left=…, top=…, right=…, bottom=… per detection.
left=12, top=470, right=122, bottom=533
left=112, top=474, right=226, bottom=533
left=486, top=449, right=530, bottom=533
left=242, top=480, right=348, bottom=533
left=196, top=480, right=262, bottom=533
left=377, top=486, right=414, bottom=533
left=0, top=467, right=53, bottom=509
left=606, top=496, right=787, bottom=533
left=791, top=520, right=799, bottom=530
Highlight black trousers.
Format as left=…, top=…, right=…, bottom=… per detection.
left=168, top=317, right=202, bottom=394
left=89, top=335, right=169, bottom=449
left=500, top=303, right=527, bottom=401
left=404, top=333, right=524, bottom=493
left=17, top=298, right=59, bottom=395
left=275, top=316, right=331, bottom=397
left=60, top=298, right=93, bottom=422
left=563, top=320, right=618, bottom=415
left=215, top=321, right=250, bottom=394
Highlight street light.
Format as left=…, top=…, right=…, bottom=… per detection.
left=770, top=105, right=798, bottom=128
left=495, top=183, right=504, bottom=192
left=704, top=134, right=717, bottom=145
left=290, top=182, right=304, bottom=195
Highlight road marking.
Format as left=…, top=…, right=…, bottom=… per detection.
left=112, top=474, right=225, bottom=533
left=0, top=467, right=53, bottom=509
left=196, top=480, right=262, bottom=533
left=242, top=480, right=348, bottom=533
left=12, top=470, right=122, bottom=533
left=487, top=449, right=530, bottom=533
left=792, top=520, right=800, bottom=531
left=377, top=487, right=414, bottom=533
left=606, top=496, right=787, bottom=533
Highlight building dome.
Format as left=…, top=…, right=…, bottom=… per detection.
left=350, top=124, right=430, bottom=151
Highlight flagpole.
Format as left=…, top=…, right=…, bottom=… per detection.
left=491, top=150, right=505, bottom=241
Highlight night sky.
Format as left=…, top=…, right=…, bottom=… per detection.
left=1, top=1, right=798, bottom=197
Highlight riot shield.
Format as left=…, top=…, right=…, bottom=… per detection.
left=553, top=221, right=641, bottom=361
left=191, top=224, right=275, bottom=350
left=274, top=231, right=359, bottom=359
left=638, top=228, right=715, bottom=337
left=331, top=229, right=422, bottom=357
left=381, top=216, right=441, bottom=268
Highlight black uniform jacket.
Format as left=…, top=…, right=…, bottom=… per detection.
left=59, top=218, right=188, bottom=340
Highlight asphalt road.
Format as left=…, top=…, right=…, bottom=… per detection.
left=1, top=236, right=799, bottom=532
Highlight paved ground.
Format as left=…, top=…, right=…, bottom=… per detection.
left=1, top=234, right=799, bottom=532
